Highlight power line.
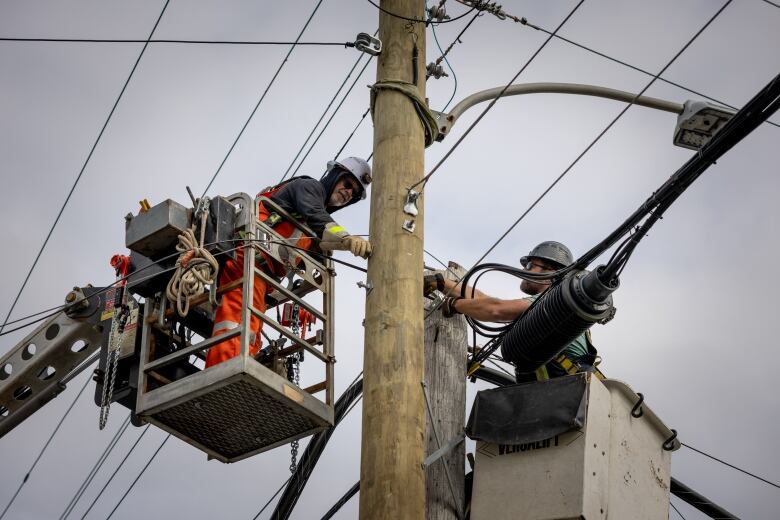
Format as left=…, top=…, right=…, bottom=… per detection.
left=279, top=49, right=371, bottom=183
left=446, top=0, right=735, bottom=266
left=0, top=0, right=170, bottom=336
left=288, top=56, right=375, bottom=178
left=59, top=415, right=132, bottom=520
left=364, top=0, right=476, bottom=24
left=413, top=0, right=586, bottom=190
left=79, top=426, right=153, bottom=519
left=0, top=374, right=92, bottom=520
left=251, top=476, right=294, bottom=520
left=428, top=10, right=482, bottom=111
left=105, top=434, right=169, bottom=520
left=423, top=0, right=734, bottom=320
left=682, top=442, right=780, bottom=490
left=517, top=19, right=780, bottom=130
left=200, top=0, right=325, bottom=197
left=670, top=500, right=688, bottom=520
left=760, top=0, right=780, bottom=8
left=333, top=107, right=371, bottom=160
left=0, top=37, right=357, bottom=46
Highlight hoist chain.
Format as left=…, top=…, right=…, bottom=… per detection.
left=99, top=303, right=129, bottom=430
left=289, top=303, right=301, bottom=473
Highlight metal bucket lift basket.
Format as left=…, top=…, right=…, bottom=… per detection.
left=135, top=193, right=335, bottom=463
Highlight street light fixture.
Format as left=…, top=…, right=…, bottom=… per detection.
left=432, top=82, right=736, bottom=150
left=673, top=100, right=736, bottom=150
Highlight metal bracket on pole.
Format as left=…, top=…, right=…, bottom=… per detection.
left=421, top=381, right=465, bottom=520
left=423, top=431, right=466, bottom=468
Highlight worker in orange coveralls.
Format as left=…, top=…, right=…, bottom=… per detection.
left=205, top=157, right=373, bottom=368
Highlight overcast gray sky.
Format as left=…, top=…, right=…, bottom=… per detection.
left=1, top=1, right=779, bottom=518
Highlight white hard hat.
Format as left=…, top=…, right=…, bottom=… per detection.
left=328, top=157, right=372, bottom=200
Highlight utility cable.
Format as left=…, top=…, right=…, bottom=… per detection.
left=79, top=426, right=152, bottom=519
left=670, top=500, right=687, bottom=520
left=279, top=28, right=375, bottom=184
left=516, top=19, right=779, bottom=130
left=59, top=415, right=131, bottom=520
left=251, top=476, right=294, bottom=520
left=0, top=0, right=170, bottom=336
left=364, top=0, right=476, bottom=24
left=413, top=0, right=585, bottom=191
left=428, top=5, right=482, bottom=111
left=333, top=107, right=371, bottom=160
left=200, top=0, right=325, bottom=197
left=0, top=37, right=358, bottom=46
left=288, top=56, right=374, bottom=179
left=682, top=442, right=780, bottom=490
left=0, top=374, right=92, bottom=520
left=0, top=236, right=370, bottom=338
left=760, top=0, right=780, bottom=8
left=441, top=0, right=734, bottom=273
left=104, top=434, right=169, bottom=520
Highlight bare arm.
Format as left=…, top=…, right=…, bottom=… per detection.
left=439, top=277, right=531, bottom=322
left=452, top=296, right=531, bottom=322
left=441, top=277, right=492, bottom=300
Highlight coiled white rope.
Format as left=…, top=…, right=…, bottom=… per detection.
left=166, top=207, right=218, bottom=317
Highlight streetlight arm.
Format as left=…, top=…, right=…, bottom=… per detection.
left=436, top=82, right=684, bottom=139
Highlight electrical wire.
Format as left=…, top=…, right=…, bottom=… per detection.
left=288, top=56, right=375, bottom=179
left=429, top=21, right=458, bottom=112
left=0, top=0, right=170, bottom=336
left=200, top=0, right=325, bottom=197
left=516, top=19, right=780, bottom=130
left=446, top=0, right=735, bottom=279
left=681, top=442, right=780, bottom=490
left=59, top=415, right=132, bottom=520
left=760, top=0, right=780, bottom=8
left=333, top=107, right=371, bottom=161
left=104, top=434, right=169, bottom=520
left=0, top=374, right=92, bottom=520
left=413, top=0, right=586, bottom=191
left=251, top=476, right=294, bottom=520
left=78, top=426, right=152, bottom=519
left=364, top=0, right=476, bottom=24
left=279, top=52, right=370, bottom=183
left=670, top=500, right=687, bottom=520
left=0, top=233, right=371, bottom=338
left=0, top=37, right=358, bottom=46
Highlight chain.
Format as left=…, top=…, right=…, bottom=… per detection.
left=99, top=303, right=128, bottom=430
left=289, top=303, right=302, bottom=473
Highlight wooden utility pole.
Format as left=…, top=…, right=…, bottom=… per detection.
left=424, top=263, right=468, bottom=520
left=360, top=0, right=427, bottom=518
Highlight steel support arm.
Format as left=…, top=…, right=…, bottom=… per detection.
left=435, top=82, right=684, bottom=140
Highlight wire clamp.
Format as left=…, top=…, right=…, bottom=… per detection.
left=354, top=33, right=382, bottom=56
left=357, top=280, right=374, bottom=295
left=426, top=62, right=449, bottom=79
left=427, top=5, right=450, bottom=22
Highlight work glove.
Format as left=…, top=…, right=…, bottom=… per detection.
left=320, top=222, right=372, bottom=259
left=344, top=235, right=372, bottom=258
left=423, top=272, right=445, bottom=297
left=441, top=296, right=462, bottom=318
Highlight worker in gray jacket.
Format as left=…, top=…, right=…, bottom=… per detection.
left=426, top=241, right=600, bottom=382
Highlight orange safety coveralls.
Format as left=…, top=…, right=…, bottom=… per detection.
left=205, top=185, right=313, bottom=368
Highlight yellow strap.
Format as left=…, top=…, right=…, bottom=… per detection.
left=327, top=225, right=346, bottom=233
left=534, top=365, right=549, bottom=381
left=466, top=362, right=482, bottom=377
left=554, top=354, right=580, bottom=376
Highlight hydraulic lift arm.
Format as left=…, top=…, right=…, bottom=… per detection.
left=0, top=286, right=113, bottom=438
